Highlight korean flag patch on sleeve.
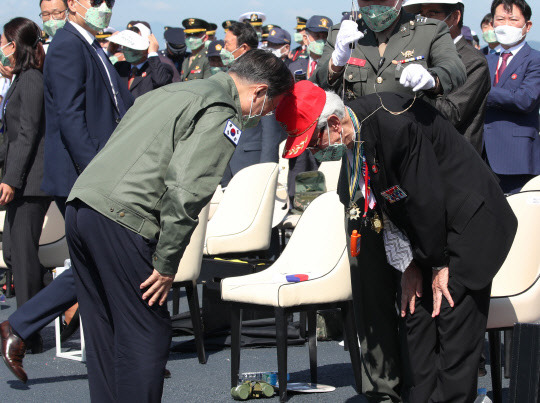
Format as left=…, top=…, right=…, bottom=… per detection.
left=223, top=120, right=242, bottom=146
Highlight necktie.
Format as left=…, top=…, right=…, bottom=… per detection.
left=128, top=67, right=138, bottom=90
left=91, top=40, right=127, bottom=116
left=495, top=52, right=512, bottom=85
left=308, top=60, right=317, bottom=79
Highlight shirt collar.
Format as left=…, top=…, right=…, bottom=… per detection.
left=134, top=60, right=147, bottom=70
left=69, top=21, right=95, bottom=45
left=453, top=35, right=463, bottom=45
left=499, top=40, right=526, bottom=56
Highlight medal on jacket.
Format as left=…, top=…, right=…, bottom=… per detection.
left=346, top=108, right=363, bottom=221
left=371, top=212, right=383, bottom=234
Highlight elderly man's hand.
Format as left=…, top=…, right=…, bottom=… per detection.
left=400, top=261, right=423, bottom=317
left=432, top=267, right=454, bottom=317
left=140, top=269, right=174, bottom=306
left=332, top=20, right=364, bottom=67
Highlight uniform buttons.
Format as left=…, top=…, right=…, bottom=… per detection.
left=154, top=256, right=158, bottom=261
left=110, top=208, right=114, bottom=212
left=348, top=74, right=353, bottom=80
left=410, top=21, right=415, bottom=26
left=377, top=77, right=383, bottom=84
left=119, top=212, right=125, bottom=218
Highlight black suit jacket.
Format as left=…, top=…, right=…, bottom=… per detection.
left=220, top=115, right=287, bottom=187
left=338, top=93, right=517, bottom=290
left=115, top=56, right=174, bottom=99
left=434, top=37, right=491, bottom=154
left=2, top=69, right=48, bottom=197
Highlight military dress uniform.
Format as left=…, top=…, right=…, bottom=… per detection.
left=181, top=18, right=211, bottom=81
left=312, top=12, right=466, bottom=102
left=290, top=16, right=308, bottom=62
left=311, top=11, right=466, bottom=403
left=64, top=73, right=242, bottom=402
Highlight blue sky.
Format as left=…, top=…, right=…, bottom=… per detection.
left=1, top=0, right=539, bottom=48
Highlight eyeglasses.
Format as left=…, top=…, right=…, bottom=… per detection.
left=39, top=10, right=67, bottom=20
left=90, top=0, right=115, bottom=7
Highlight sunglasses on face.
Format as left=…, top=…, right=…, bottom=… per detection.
left=90, top=0, right=115, bottom=8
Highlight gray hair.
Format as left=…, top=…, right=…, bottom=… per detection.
left=316, top=91, right=345, bottom=131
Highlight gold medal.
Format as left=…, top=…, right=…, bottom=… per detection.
left=371, top=212, right=383, bottom=233
left=347, top=202, right=361, bottom=220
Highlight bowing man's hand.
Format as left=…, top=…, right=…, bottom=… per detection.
left=0, top=183, right=15, bottom=205
left=140, top=269, right=174, bottom=306
left=400, top=261, right=423, bottom=317
left=431, top=267, right=454, bottom=317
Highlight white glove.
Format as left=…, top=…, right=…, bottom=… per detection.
left=331, top=20, right=365, bottom=67
left=399, top=63, right=436, bottom=92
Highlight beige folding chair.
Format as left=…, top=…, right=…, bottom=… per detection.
left=520, top=174, right=540, bottom=192
left=204, top=163, right=278, bottom=256
left=221, top=191, right=362, bottom=402
left=171, top=203, right=210, bottom=364
left=486, top=191, right=540, bottom=403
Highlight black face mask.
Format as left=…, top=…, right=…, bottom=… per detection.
left=167, top=43, right=187, bottom=58
left=90, top=0, right=115, bottom=7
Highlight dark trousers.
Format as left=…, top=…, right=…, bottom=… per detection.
left=348, top=216, right=404, bottom=403
left=9, top=269, right=77, bottom=340
left=8, top=194, right=78, bottom=340
left=65, top=202, right=171, bottom=403
left=3, top=196, right=51, bottom=307
left=405, top=274, right=491, bottom=403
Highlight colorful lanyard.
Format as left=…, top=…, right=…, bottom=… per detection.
left=346, top=106, right=371, bottom=218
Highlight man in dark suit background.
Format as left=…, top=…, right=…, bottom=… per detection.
left=276, top=81, right=517, bottom=403
left=111, top=26, right=174, bottom=99
left=405, top=0, right=491, bottom=155
left=0, top=0, right=134, bottom=384
left=484, top=0, right=540, bottom=194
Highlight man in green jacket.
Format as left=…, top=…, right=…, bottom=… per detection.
left=64, top=49, right=294, bottom=402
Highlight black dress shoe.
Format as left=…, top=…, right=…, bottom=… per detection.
left=25, top=333, right=43, bottom=354
left=60, top=309, right=80, bottom=342
left=0, top=321, right=28, bottom=383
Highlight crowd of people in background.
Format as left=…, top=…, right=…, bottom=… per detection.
left=0, top=0, right=538, bottom=402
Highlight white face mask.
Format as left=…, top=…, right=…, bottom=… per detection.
left=270, top=45, right=286, bottom=58
left=494, top=24, right=526, bottom=47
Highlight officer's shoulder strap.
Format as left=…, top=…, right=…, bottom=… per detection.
left=413, top=14, right=439, bottom=26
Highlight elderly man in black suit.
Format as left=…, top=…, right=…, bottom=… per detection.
left=404, top=0, right=491, bottom=155
left=276, top=81, right=517, bottom=403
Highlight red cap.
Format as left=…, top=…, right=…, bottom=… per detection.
left=275, top=80, right=326, bottom=159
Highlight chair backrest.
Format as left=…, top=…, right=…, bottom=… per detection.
left=318, top=161, right=342, bottom=192
left=275, top=191, right=347, bottom=278
left=520, top=175, right=540, bottom=192
left=39, top=203, right=65, bottom=245
left=208, top=185, right=224, bottom=221
left=174, top=203, right=210, bottom=283
left=204, top=162, right=279, bottom=255
left=277, top=140, right=289, bottom=188
left=491, top=192, right=540, bottom=298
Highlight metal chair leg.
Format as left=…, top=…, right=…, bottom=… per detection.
left=5, top=268, right=12, bottom=298
left=504, top=328, right=512, bottom=379
left=276, top=308, right=288, bottom=402
left=172, top=286, right=180, bottom=316
left=342, top=301, right=363, bottom=394
left=489, top=329, right=503, bottom=403
left=299, top=311, right=307, bottom=339
left=230, top=307, right=242, bottom=388
left=186, top=283, right=206, bottom=364
left=307, top=310, right=317, bottom=384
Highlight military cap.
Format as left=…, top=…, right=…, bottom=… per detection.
left=238, top=12, right=266, bottom=27
left=164, top=27, right=185, bottom=46
left=262, top=24, right=281, bottom=39
left=305, top=15, right=333, bottom=33
left=182, top=18, right=210, bottom=34
left=96, top=26, right=116, bottom=40
left=126, top=20, right=138, bottom=29
left=222, top=20, right=236, bottom=31
left=295, top=16, right=307, bottom=31
left=267, top=27, right=291, bottom=45
left=207, top=39, right=225, bottom=57
left=207, top=23, right=218, bottom=36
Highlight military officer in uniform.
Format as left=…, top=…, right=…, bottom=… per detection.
left=160, top=27, right=187, bottom=77
left=206, top=23, right=218, bottom=44
left=63, top=50, right=294, bottom=402
left=309, top=1, right=466, bottom=401
left=222, top=19, right=235, bottom=33
left=290, top=16, right=308, bottom=61
left=181, top=18, right=211, bottom=81
left=239, top=11, right=266, bottom=43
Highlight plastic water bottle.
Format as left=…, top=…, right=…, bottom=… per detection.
left=474, top=388, right=493, bottom=403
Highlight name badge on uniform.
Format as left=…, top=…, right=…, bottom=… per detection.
left=381, top=185, right=407, bottom=203
left=348, top=57, right=366, bottom=67
left=224, top=120, right=242, bottom=146
left=191, top=69, right=202, bottom=74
